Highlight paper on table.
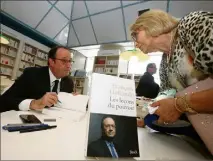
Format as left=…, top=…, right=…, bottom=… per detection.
left=42, top=107, right=87, bottom=121
left=57, top=92, right=89, bottom=112
left=42, top=92, right=89, bottom=120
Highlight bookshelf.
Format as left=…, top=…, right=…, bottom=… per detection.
left=71, top=77, right=86, bottom=94
left=35, top=49, right=48, bottom=67
left=17, top=43, right=48, bottom=77
left=134, top=74, right=142, bottom=88
left=0, top=32, right=20, bottom=78
left=118, top=73, right=142, bottom=88
left=93, top=55, right=119, bottom=76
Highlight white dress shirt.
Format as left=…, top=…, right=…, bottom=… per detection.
left=19, top=68, right=61, bottom=111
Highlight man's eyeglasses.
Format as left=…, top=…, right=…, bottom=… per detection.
left=53, top=58, right=75, bottom=64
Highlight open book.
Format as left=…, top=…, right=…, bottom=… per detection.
left=85, top=73, right=139, bottom=158
left=42, top=92, right=89, bottom=120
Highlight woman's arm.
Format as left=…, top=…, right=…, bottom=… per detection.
left=177, top=88, right=213, bottom=113
left=149, top=88, right=213, bottom=123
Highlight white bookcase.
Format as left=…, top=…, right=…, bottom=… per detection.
left=17, top=43, right=48, bottom=77
left=93, top=55, right=119, bottom=76
left=0, top=31, right=49, bottom=79
left=0, top=32, right=20, bottom=79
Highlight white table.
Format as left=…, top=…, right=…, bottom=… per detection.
left=1, top=110, right=207, bottom=160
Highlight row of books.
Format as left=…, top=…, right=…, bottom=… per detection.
left=34, top=59, right=47, bottom=66
left=0, top=66, right=12, bottom=76
left=8, top=38, right=19, bottom=48
left=23, top=45, right=37, bottom=55
left=106, top=60, right=118, bottom=66
left=21, top=53, right=35, bottom=63
left=1, top=56, right=14, bottom=66
left=94, top=67, right=105, bottom=73
left=1, top=46, right=17, bottom=57
left=37, top=50, right=48, bottom=60
left=19, top=61, right=33, bottom=70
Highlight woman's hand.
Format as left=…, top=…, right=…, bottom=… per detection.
left=150, top=98, right=183, bottom=124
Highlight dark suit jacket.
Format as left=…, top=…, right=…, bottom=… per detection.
left=87, top=138, right=124, bottom=158
left=136, top=72, right=159, bottom=98
left=0, top=66, right=74, bottom=112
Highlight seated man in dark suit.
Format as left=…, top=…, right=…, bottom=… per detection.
left=87, top=117, right=124, bottom=158
left=136, top=63, right=159, bottom=99
left=0, top=46, right=74, bottom=113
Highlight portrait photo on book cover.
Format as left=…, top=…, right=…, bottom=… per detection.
left=87, top=113, right=139, bottom=158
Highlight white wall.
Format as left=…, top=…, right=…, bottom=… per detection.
left=71, top=50, right=87, bottom=72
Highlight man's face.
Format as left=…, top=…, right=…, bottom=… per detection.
left=148, top=64, right=157, bottom=74
left=103, top=118, right=116, bottom=138
left=49, top=48, right=72, bottom=78
left=151, top=64, right=157, bottom=74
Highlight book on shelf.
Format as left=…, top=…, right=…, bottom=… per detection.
left=24, top=44, right=37, bottom=55
left=0, top=66, right=12, bottom=76
left=1, top=56, right=14, bottom=66
left=19, top=61, right=33, bottom=70
left=37, top=50, right=48, bottom=60
left=8, top=48, right=16, bottom=57
left=1, top=46, right=8, bottom=54
left=85, top=73, right=139, bottom=158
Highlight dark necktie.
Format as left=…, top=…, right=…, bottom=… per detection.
left=52, top=80, right=59, bottom=93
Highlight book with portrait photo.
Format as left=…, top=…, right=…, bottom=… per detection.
left=85, top=73, right=139, bottom=158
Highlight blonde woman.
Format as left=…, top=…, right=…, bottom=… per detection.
left=131, top=10, right=213, bottom=125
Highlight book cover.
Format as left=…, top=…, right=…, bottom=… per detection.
left=85, top=73, right=139, bottom=158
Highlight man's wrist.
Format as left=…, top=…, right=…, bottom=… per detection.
left=30, top=100, right=36, bottom=110
left=30, top=99, right=41, bottom=110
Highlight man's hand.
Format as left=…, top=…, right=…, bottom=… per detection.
left=30, top=92, right=58, bottom=110
left=150, top=98, right=183, bottom=124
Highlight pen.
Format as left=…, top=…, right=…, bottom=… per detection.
left=19, top=125, right=57, bottom=133
left=7, top=124, right=49, bottom=132
left=2, top=123, right=47, bottom=130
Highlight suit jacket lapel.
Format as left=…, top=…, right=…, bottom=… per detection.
left=60, top=78, right=65, bottom=92
left=60, top=77, right=72, bottom=93
left=40, top=67, right=51, bottom=93
left=100, top=139, right=112, bottom=157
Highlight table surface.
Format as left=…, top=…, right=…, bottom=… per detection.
left=1, top=110, right=208, bottom=160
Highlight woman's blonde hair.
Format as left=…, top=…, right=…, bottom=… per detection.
left=130, top=9, right=179, bottom=37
